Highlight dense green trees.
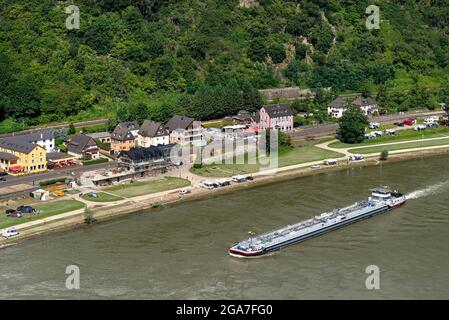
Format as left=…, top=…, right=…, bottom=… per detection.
left=337, top=106, right=369, bottom=144
left=0, top=0, right=448, bottom=134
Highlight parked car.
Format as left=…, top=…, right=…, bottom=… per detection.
left=371, top=131, right=383, bottom=137
left=179, top=188, right=191, bottom=195
left=0, top=171, right=8, bottom=177
left=414, top=125, right=427, bottom=131
left=215, top=179, right=231, bottom=187
left=403, top=119, right=416, bottom=126
left=349, top=154, right=364, bottom=162
left=311, top=164, right=321, bottom=169
left=424, top=116, right=439, bottom=126
left=232, top=175, right=250, bottom=183
left=2, top=227, right=20, bottom=238
left=0, top=177, right=6, bottom=182
left=16, top=205, right=37, bottom=214
left=7, top=211, right=22, bottom=218
left=439, top=119, right=449, bottom=126
left=200, top=180, right=217, bottom=189
left=323, top=159, right=338, bottom=166
left=384, top=129, right=397, bottom=136
left=368, top=122, right=380, bottom=129
left=394, top=121, right=405, bottom=127
left=426, top=122, right=438, bottom=128
left=5, top=209, right=16, bottom=215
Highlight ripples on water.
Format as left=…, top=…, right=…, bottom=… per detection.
left=1, top=155, right=449, bottom=299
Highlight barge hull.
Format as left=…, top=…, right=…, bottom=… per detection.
left=263, top=205, right=389, bottom=254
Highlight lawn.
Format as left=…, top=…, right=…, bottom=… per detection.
left=0, top=200, right=85, bottom=229
left=191, top=145, right=344, bottom=177
left=81, top=192, right=124, bottom=202
left=104, top=177, right=191, bottom=198
left=330, top=127, right=449, bottom=148
left=202, top=118, right=234, bottom=128
left=348, top=137, right=449, bottom=154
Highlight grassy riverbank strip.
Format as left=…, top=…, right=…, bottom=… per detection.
left=0, top=200, right=85, bottom=229
left=191, top=145, right=344, bottom=177
left=349, top=137, right=449, bottom=154
left=330, top=127, right=449, bottom=148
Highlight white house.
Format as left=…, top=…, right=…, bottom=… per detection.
left=10, top=131, right=58, bottom=153
left=137, top=120, right=170, bottom=147
left=352, top=96, right=378, bottom=115
left=328, top=96, right=378, bottom=119
left=327, top=96, right=348, bottom=118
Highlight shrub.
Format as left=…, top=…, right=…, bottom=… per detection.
left=380, top=150, right=389, bottom=161
left=82, top=158, right=109, bottom=166
left=40, top=177, right=67, bottom=187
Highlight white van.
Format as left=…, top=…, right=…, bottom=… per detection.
left=323, top=159, right=338, bottom=166
left=424, top=116, right=439, bottom=124
left=200, top=181, right=217, bottom=190
left=349, top=154, right=364, bottom=161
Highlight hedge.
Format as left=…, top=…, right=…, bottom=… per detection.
left=39, top=177, right=67, bottom=187
left=82, top=158, right=109, bottom=166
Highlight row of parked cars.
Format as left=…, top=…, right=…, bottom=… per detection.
left=200, top=175, right=254, bottom=190
left=4, top=206, right=39, bottom=218
left=311, top=155, right=365, bottom=169
left=365, top=129, right=398, bottom=139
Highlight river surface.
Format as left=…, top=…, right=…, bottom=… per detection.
left=1, top=155, right=449, bottom=299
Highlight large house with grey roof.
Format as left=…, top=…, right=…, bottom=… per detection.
left=5, top=130, right=57, bottom=153
left=67, top=134, right=100, bottom=159
left=165, top=115, right=203, bottom=146
left=258, top=104, right=294, bottom=132
left=327, top=96, right=350, bottom=118
left=328, top=95, right=378, bottom=118
left=0, top=137, right=47, bottom=175
left=111, top=121, right=139, bottom=153
left=137, top=120, right=169, bottom=148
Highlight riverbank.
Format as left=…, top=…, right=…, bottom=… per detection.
left=2, top=146, right=449, bottom=247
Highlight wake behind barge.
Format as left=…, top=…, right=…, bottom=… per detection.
left=229, top=187, right=406, bottom=258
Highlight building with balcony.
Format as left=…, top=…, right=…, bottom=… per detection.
left=165, top=115, right=203, bottom=146
left=117, top=144, right=176, bottom=178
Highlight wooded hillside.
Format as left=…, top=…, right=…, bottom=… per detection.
left=1, top=0, right=448, bottom=132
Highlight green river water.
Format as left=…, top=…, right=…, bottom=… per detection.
left=1, top=154, right=449, bottom=299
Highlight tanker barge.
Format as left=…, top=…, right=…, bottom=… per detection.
left=229, top=187, right=406, bottom=257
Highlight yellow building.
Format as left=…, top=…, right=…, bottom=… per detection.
left=0, top=138, right=47, bottom=175
left=111, top=122, right=139, bottom=154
